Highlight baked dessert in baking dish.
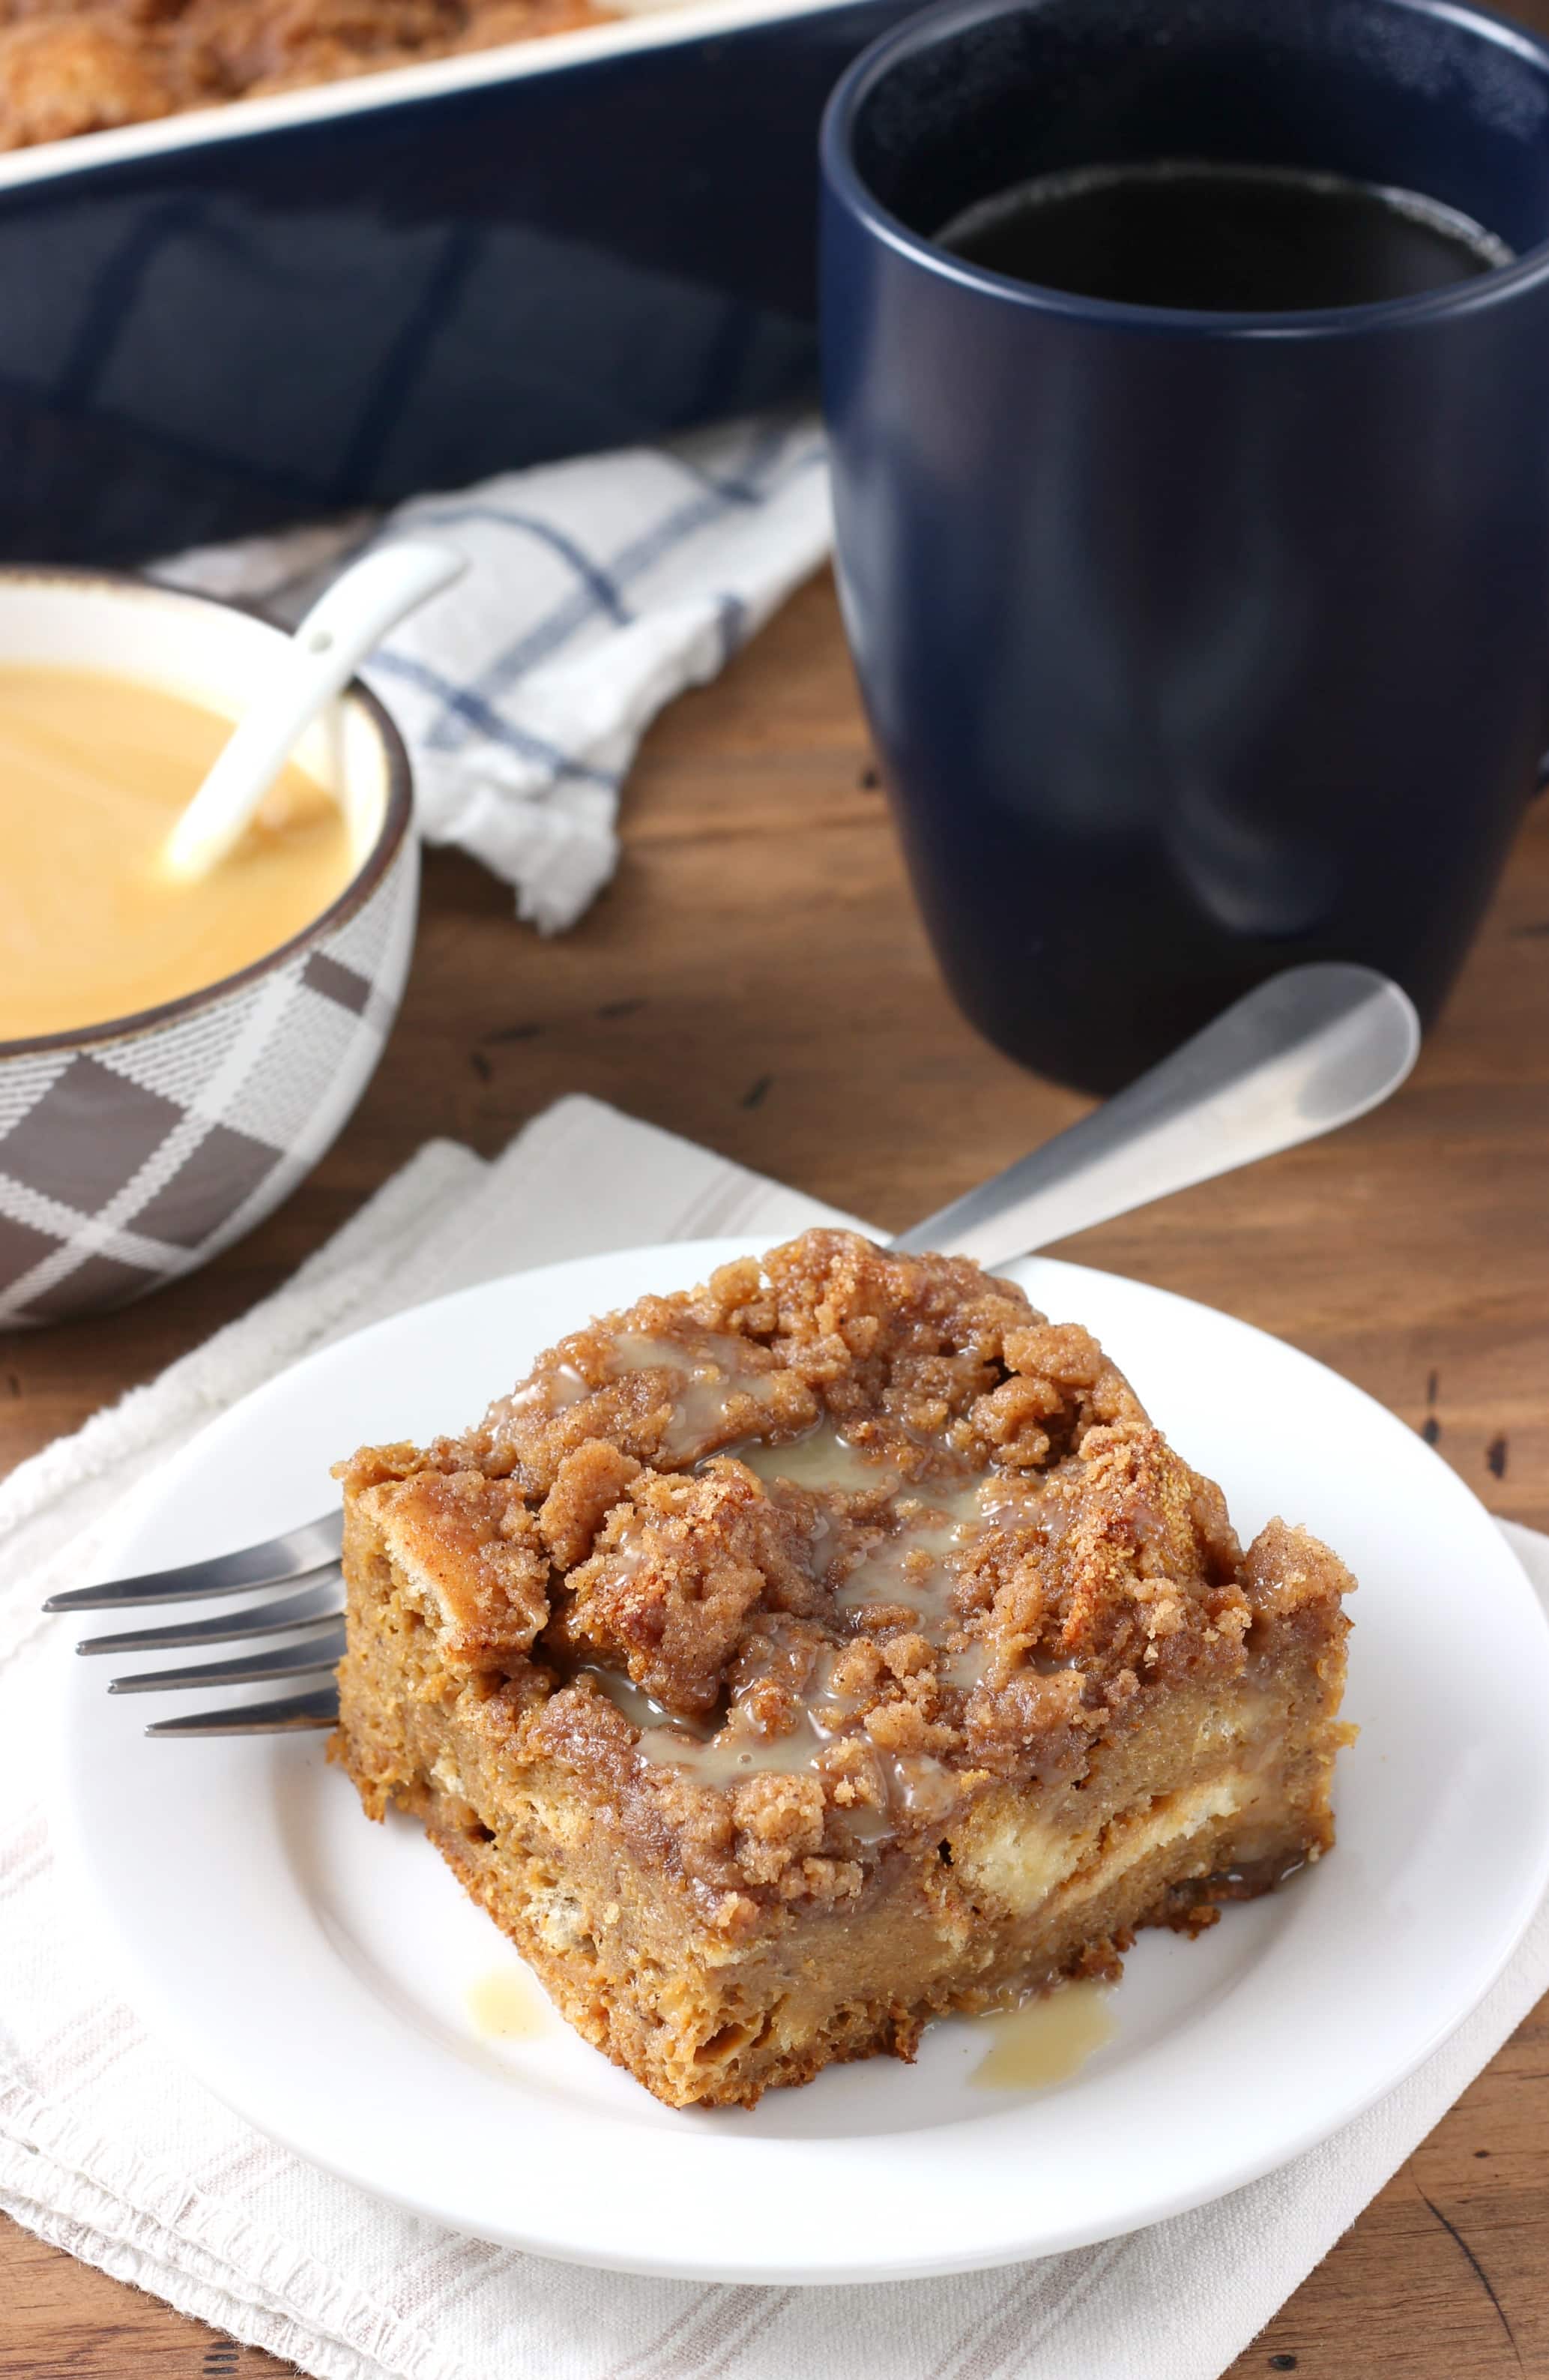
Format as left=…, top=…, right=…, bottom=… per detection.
left=331, top=1229, right=1354, bottom=2109
left=0, top=0, right=606, bottom=148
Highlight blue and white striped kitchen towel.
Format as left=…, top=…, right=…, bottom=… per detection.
left=154, top=412, right=831, bottom=934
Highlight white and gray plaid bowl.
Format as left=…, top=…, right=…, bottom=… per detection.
left=0, top=570, right=417, bottom=1328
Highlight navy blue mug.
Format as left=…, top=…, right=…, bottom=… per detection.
left=820, top=0, right=1549, bottom=1091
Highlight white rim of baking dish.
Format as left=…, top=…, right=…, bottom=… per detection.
left=0, top=0, right=860, bottom=194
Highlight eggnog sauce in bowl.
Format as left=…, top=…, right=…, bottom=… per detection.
left=0, top=665, right=357, bottom=1042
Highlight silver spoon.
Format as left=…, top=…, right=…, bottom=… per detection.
left=162, top=541, right=465, bottom=882
left=893, top=961, right=1419, bottom=1263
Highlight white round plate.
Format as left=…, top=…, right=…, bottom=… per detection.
left=58, top=1239, right=1549, bottom=2283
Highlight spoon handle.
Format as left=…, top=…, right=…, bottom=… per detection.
left=893, top=964, right=1419, bottom=1268
left=163, top=541, right=464, bottom=881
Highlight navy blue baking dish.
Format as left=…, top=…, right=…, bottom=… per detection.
left=0, top=0, right=913, bottom=561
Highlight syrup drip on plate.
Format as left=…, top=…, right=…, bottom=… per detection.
left=467, top=1966, right=549, bottom=2040
left=971, top=1981, right=1114, bottom=2090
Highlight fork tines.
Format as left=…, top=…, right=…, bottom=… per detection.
left=49, top=1505, right=347, bottom=1736
left=145, top=1684, right=342, bottom=1738
left=108, top=1623, right=347, bottom=1698
left=43, top=1510, right=344, bottom=1612
left=73, top=1576, right=343, bottom=1659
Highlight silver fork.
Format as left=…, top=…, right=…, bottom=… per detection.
left=46, top=963, right=1419, bottom=1737
left=52, top=1512, right=345, bottom=1738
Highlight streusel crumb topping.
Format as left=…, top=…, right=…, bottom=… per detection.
left=337, top=1229, right=1353, bottom=1912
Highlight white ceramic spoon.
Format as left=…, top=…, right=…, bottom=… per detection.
left=162, top=540, right=465, bottom=882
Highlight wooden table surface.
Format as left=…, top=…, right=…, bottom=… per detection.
left=4, top=556, right=1549, bottom=2376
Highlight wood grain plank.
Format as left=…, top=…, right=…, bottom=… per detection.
left=0, top=2223, right=294, bottom=2376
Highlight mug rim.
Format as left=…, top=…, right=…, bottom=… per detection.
left=0, top=564, right=414, bottom=1066
left=820, top=0, right=1549, bottom=338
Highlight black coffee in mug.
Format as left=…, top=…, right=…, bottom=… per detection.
left=821, top=0, right=1549, bottom=1092
left=935, top=162, right=1513, bottom=310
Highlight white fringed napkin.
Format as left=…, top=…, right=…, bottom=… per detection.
left=155, top=415, right=830, bottom=934
left=2, top=1094, right=1545, bottom=2380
